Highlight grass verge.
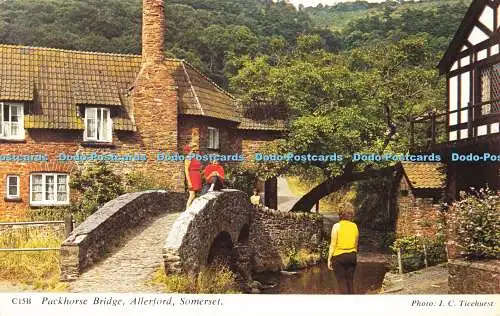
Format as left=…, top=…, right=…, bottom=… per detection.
left=150, top=265, right=240, bottom=294
left=0, top=227, right=67, bottom=291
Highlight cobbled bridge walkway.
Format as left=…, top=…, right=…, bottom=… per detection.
left=68, top=211, right=181, bottom=292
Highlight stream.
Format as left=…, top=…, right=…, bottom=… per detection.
left=253, top=259, right=389, bottom=294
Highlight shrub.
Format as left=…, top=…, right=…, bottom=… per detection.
left=317, top=240, right=330, bottom=260
left=27, top=207, right=70, bottom=221
left=124, top=171, right=166, bottom=193
left=69, top=162, right=124, bottom=222
left=225, top=165, right=259, bottom=196
left=390, top=235, right=447, bottom=273
left=382, top=231, right=396, bottom=250
left=282, top=247, right=321, bottom=270
left=196, top=265, right=239, bottom=294
left=447, top=188, right=499, bottom=259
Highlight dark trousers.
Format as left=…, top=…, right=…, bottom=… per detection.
left=333, top=252, right=357, bottom=294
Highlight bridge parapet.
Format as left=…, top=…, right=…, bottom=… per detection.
left=163, top=189, right=252, bottom=275
left=60, top=190, right=186, bottom=281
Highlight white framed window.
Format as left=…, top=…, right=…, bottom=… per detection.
left=208, top=127, right=220, bottom=149
left=30, top=173, right=69, bottom=206
left=84, top=107, right=112, bottom=142
left=6, top=175, right=20, bottom=199
left=0, top=102, right=24, bottom=140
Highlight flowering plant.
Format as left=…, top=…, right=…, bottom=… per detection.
left=447, top=188, right=499, bottom=259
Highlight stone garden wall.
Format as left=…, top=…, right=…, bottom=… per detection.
left=60, top=190, right=186, bottom=281
left=448, top=259, right=499, bottom=294
left=249, top=208, right=323, bottom=273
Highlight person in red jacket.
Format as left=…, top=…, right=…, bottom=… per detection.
left=202, top=159, right=224, bottom=194
left=184, top=143, right=202, bottom=210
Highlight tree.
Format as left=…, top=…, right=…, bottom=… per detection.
left=231, top=36, right=444, bottom=212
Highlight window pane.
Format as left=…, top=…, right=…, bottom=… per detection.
left=10, top=105, right=20, bottom=122
left=57, top=175, right=67, bottom=202
left=460, top=72, right=470, bottom=108
left=32, top=175, right=42, bottom=185
left=57, top=192, right=67, bottom=202
left=481, top=63, right=500, bottom=114
left=32, top=192, right=42, bottom=201
left=215, top=129, right=219, bottom=149
left=31, top=175, right=43, bottom=202
left=8, top=185, right=17, bottom=196
left=449, top=76, right=458, bottom=111
left=0, top=104, right=3, bottom=136
left=32, top=175, right=42, bottom=192
left=8, top=176, right=17, bottom=186
left=10, top=122, right=19, bottom=137
left=492, top=64, right=500, bottom=113
left=87, top=119, right=95, bottom=138
left=86, top=108, right=96, bottom=138
left=208, top=128, right=215, bottom=148
left=102, top=110, right=109, bottom=141
left=481, top=68, right=491, bottom=103
left=3, top=105, right=8, bottom=123
left=57, top=175, right=67, bottom=184
left=97, top=109, right=102, bottom=140
left=45, top=175, right=54, bottom=201
left=7, top=176, right=18, bottom=197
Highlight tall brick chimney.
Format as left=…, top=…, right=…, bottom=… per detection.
left=142, top=0, right=165, bottom=63
left=130, top=0, right=183, bottom=191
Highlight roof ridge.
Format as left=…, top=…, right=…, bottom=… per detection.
left=0, top=43, right=143, bottom=58
left=180, top=59, right=236, bottom=100
left=0, top=43, right=198, bottom=64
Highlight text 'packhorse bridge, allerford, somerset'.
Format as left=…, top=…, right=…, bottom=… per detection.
left=59, top=190, right=323, bottom=292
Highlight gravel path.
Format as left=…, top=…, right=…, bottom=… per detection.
left=68, top=211, right=181, bottom=293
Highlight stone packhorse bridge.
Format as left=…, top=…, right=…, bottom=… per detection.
left=60, top=190, right=323, bottom=292
left=163, top=190, right=252, bottom=279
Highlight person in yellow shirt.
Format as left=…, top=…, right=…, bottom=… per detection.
left=327, top=204, right=359, bottom=294
left=250, top=188, right=263, bottom=208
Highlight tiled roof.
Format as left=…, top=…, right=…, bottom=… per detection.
left=0, top=45, right=140, bottom=130
left=401, top=162, right=445, bottom=189
left=178, top=62, right=242, bottom=122
left=237, top=117, right=287, bottom=131
left=0, top=44, right=267, bottom=131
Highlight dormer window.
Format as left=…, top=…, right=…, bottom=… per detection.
left=0, top=102, right=24, bottom=140
left=84, top=107, right=112, bottom=142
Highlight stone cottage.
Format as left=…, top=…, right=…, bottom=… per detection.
left=0, top=0, right=284, bottom=219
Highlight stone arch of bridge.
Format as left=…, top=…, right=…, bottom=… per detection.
left=163, top=190, right=252, bottom=275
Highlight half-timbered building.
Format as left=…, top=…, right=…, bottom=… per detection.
left=416, top=0, right=499, bottom=200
